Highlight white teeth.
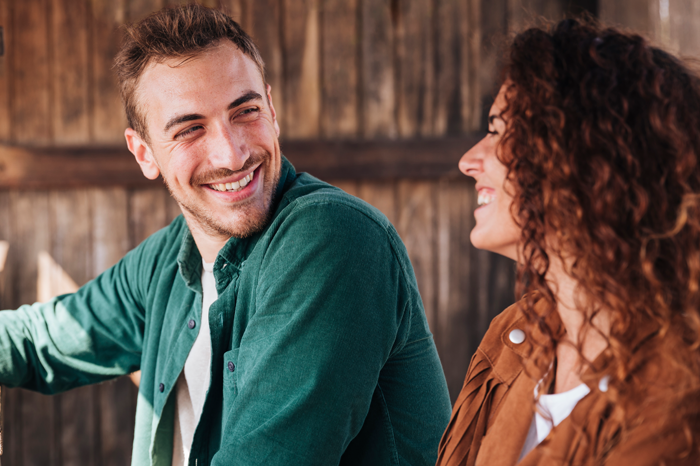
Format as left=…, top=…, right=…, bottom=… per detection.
left=477, top=191, right=495, bottom=206
left=210, top=173, right=254, bottom=193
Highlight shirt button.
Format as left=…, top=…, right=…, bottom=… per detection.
left=228, top=361, right=235, bottom=372
left=509, top=329, right=526, bottom=344
left=188, top=319, right=196, bottom=329
left=599, top=375, right=610, bottom=392
left=159, top=383, right=164, bottom=393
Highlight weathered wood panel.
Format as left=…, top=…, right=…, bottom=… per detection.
left=282, top=0, right=321, bottom=138
left=0, top=0, right=10, bottom=142
left=321, top=0, right=358, bottom=138
left=51, top=0, right=90, bottom=145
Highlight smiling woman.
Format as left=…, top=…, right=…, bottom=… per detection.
left=438, top=18, right=700, bottom=466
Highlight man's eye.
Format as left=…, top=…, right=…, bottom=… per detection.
left=238, top=107, right=260, bottom=117
left=175, top=125, right=203, bottom=139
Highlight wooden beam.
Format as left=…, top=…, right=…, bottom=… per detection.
left=0, top=135, right=480, bottom=189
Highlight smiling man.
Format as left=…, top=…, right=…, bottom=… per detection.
left=0, top=5, right=451, bottom=466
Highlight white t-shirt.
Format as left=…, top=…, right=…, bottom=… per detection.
left=519, top=382, right=591, bottom=460
left=172, top=260, right=216, bottom=466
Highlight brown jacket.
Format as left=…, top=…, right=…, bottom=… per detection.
left=437, top=301, right=700, bottom=466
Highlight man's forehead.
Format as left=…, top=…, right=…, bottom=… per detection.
left=134, top=42, right=266, bottom=134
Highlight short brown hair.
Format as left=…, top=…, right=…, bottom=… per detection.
left=114, top=4, right=266, bottom=141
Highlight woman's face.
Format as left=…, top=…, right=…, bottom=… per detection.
left=459, top=85, right=521, bottom=261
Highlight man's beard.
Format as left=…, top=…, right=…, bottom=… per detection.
left=164, top=152, right=280, bottom=239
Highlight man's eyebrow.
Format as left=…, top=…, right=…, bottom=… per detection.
left=164, top=113, right=204, bottom=133
left=163, top=91, right=264, bottom=134
left=228, top=91, right=263, bottom=110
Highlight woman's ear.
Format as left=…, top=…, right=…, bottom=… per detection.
left=125, top=128, right=160, bottom=180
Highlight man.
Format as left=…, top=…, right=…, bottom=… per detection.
left=0, top=5, right=451, bottom=465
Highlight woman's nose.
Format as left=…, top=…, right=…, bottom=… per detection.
left=458, top=137, right=488, bottom=178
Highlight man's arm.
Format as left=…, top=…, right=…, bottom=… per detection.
left=0, top=240, right=150, bottom=394
left=212, top=200, right=414, bottom=465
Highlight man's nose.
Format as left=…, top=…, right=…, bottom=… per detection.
left=208, top=124, right=248, bottom=171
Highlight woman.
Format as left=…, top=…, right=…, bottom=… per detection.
left=437, top=18, right=700, bottom=465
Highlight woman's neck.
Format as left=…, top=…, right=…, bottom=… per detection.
left=546, top=257, right=611, bottom=393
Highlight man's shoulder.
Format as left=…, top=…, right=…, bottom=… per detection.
left=278, top=171, right=393, bottom=232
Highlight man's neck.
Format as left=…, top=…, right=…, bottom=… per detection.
left=182, top=212, right=231, bottom=263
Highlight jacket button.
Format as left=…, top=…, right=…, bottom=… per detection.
left=599, top=375, right=610, bottom=392
left=188, top=319, right=196, bottom=329
left=159, top=383, right=165, bottom=393
left=228, top=361, right=235, bottom=372
left=509, top=329, right=526, bottom=344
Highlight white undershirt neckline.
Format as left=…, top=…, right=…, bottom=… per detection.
left=172, top=259, right=216, bottom=466
left=519, top=382, right=591, bottom=460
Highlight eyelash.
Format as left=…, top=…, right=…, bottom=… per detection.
left=174, top=107, right=261, bottom=139
left=487, top=129, right=498, bottom=135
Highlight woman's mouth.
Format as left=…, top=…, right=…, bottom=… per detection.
left=477, top=190, right=495, bottom=206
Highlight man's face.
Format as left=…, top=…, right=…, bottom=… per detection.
left=127, top=41, right=281, bottom=240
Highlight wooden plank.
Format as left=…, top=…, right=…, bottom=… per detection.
left=396, top=180, right=437, bottom=330
left=51, top=0, right=90, bottom=145
left=599, top=0, right=652, bottom=35
left=479, top=0, right=508, bottom=114
left=436, top=177, right=476, bottom=401
left=462, top=0, right=481, bottom=131
left=49, top=191, right=98, bottom=466
left=8, top=192, right=57, bottom=466
left=331, top=180, right=359, bottom=197
left=321, top=0, right=358, bottom=138
left=360, top=0, right=396, bottom=138
left=0, top=1, right=10, bottom=142
left=165, top=193, right=183, bottom=223
left=508, top=0, right=563, bottom=33
left=435, top=0, right=464, bottom=136
left=669, top=0, right=700, bottom=58
left=0, top=191, right=20, bottom=466
left=357, top=181, right=397, bottom=225
left=126, top=0, right=162, bottom=23
left=90, top=0, right=127, bottom=143
left=12, top=0, right=51, bottom=145
left=89, top=188, right=136, bottom=466
left=246, top=0, right=284, bottom=129
left=282, top=0, right=321, bottom=138
left=395, top=0, right=434, bottom=137
left=129, top=188, right=171, bottom=247
left=0, top=136, right=480, bottom=188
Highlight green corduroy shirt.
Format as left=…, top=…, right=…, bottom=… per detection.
left=0, top=157, right=452, bottom=465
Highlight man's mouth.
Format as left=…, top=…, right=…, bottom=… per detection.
left=477, top=189, right=495, bottom=206
left=209, top=172, right=254, bottom=193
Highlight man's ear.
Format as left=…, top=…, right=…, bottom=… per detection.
left=125, top=128, right=160, bottom=180
left=266, top=84, right=280, bottom=138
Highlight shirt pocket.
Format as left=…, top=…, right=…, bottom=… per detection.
left=222, top=347, right=240, bottom=417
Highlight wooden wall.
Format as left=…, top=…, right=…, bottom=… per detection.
left=0, top=0, right=697, bottom=464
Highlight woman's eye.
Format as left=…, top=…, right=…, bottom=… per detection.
left=487, top=129, right=498, bottom=136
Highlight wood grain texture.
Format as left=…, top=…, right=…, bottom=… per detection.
left=599, top=0, right=652, bottom=34
left=0, top=1, right=10, bottom=141
left=282, top=0, right=321, bottom=138
left=9, top=192, right=57, bottom=466
left=49, top=191, right=97, bottom=466
left=51, top=0, right=90, bottom=144
left=12, top=0, right=51, bottom=144
left=396, top=180, right=437, bottom=330
left=461, top=0, right=482, bottom=131
left=321, top=0, right=359, bottom=138
left=360, top=0, right=396, bottom=138
left=129, top=188, right=171, bottom=247
left=357, top=181, right=397, bottom=225
left=90, top=0, right=127, bottom=143
left=395, top=0, right=434, bottom=137
left=247, top=0, right=284, bottom=127
left=435, top=0, right=464, bottom=136
left=89, top=188, right=136, bottom=466
left=436, top=177, right=477, bottom=401
left=0, top=137, right=480, bottom=188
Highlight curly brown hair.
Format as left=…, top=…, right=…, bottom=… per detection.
left=501, top=17, right=700, bottom=440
